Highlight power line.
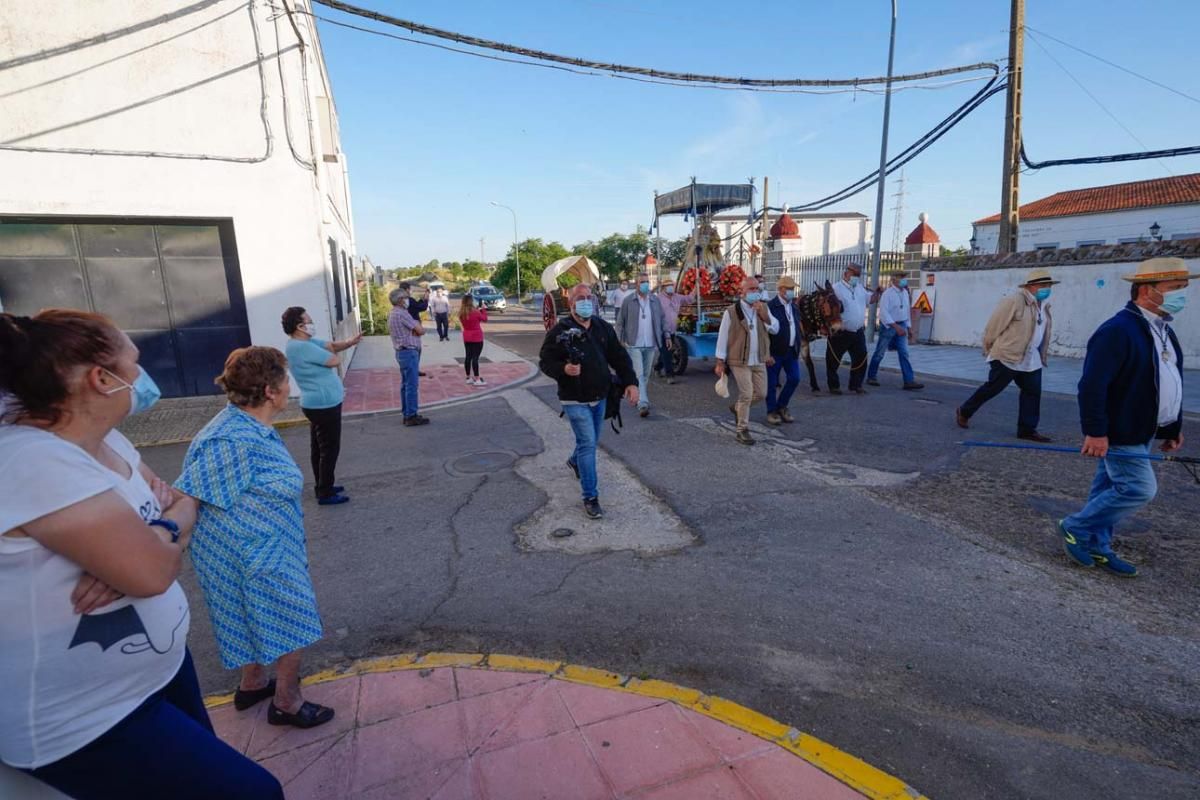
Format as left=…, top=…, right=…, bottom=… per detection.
left=1024, top=25, right=1200, bottom=107
left=1026, top=30, right=1171, bottom=176
left=1020, top=142, right=1200, bottom=170
left=308, top=12, right=993, bottom=95
left=310, top=0, right=999, bottom=89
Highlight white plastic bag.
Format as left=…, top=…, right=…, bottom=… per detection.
left=714, top=373, right=730, bottom=398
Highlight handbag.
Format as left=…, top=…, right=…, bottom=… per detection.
left=714, top=373, right=730, bottom=398
left=604, top=375, right=624, bottom=434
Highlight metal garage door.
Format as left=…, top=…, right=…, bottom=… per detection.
left=0, top=219, right=251, bottom=398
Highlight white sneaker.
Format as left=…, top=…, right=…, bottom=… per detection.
left=465, top=377, right=475, bottom=385
left=475, top=377, right=487, bottom=386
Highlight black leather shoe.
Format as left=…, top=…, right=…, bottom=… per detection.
left=1018, top=431, right=1053, bottom=443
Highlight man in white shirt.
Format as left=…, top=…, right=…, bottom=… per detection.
left=828, top=264, right=870, bottom=394
left=866, top=273, right=924, bottom=390
left=764, top=276, right=803, bottom=425
left=615, top=272, right=664, bottom=418
left=429, top=289, right=452, bottom=342
left=956, top=269, right=1057, bottom=441
left=715, top=276, right=780, bottom=445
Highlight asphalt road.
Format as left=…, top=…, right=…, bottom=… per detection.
left=141, top=307, right=1200, bottom=800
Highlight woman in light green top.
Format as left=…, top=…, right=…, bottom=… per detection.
left=281, top=307, right=361, bottom=505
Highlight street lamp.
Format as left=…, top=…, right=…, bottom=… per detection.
left=490, top=201, right=520, bottom=304
left=1150, top=221, right=1162, bottom=242
left=866, top=0, right=899, bottom=343
left=969, top=234, right=978, bottom=253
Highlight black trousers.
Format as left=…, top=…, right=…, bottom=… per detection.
left=464, top=340, right=484, bottom=377
left=826, top=329, right=868, bottom=390
left=435, top=312, right=450, bottom=340
left=302, top=403, right=343, bottom=498
left=960, top=361, right=1042, bottom=434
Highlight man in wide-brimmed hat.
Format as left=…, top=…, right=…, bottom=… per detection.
left=1059, top=257, right=1196, bottom=577
left=955, top=268, right=1059, bottom=441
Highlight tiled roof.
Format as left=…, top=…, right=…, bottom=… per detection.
left=905, top=221, right=940, bottom=245
left=975, top=173, right=1200, bottom=225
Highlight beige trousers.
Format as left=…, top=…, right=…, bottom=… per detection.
left=730, top=364, right=766, bottom=431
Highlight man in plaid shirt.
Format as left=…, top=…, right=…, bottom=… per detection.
left=388, top=287, right=429, bottom=426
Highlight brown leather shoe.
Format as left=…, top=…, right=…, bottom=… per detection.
left=766, top=412, right=782, bottom=426
left=779, top=408, right=795, bottom=423
left=1018, top=431, right=1053, bottom=443
left=955, top=407, right=969, bottom=429
left=735, top=430, right=755, bottom=445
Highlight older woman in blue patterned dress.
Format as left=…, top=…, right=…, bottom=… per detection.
left=176, top=346, right=333, bottom=729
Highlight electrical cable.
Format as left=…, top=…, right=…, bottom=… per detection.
left=271, top=1, right=317, bottom=170
left=310, top=0, right=999, bottom=89
left=1026, top=31, right=1171, bottom=176
left=1024, top=25, right=1200, bottom=107
left=1020, top=142, right=1200, bottom=170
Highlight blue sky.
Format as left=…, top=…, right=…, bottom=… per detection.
left=313, top=0, right=1200, bottom=267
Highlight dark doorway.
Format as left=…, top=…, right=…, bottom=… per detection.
left=0, top=218, right=251, bottom=398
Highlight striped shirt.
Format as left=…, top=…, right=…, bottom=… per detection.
left=388, top=305, right=422, bottom=351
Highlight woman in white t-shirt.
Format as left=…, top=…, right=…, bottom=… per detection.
left=0, top=310, right=283, bottom=800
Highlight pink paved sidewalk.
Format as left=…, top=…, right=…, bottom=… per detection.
left=343, top=362, right=533, bottom=415
left=209, top=667, right=868, bottom=800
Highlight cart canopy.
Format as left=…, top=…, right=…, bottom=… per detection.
left=655, top=183, right=754, bottom=217
left=541, top=255, right=601, bottom=293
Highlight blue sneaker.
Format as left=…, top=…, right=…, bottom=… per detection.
left=318, top=493, right=349, bottom=506
left=1058, top=520, right=1094, bottom=568
left=1090, top=550, right=1138, bottom=578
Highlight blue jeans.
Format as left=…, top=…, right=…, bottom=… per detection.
left=658, top=336, right=675, bottom=375
left=766, top=354, right=801, bottom=412
left=27, top=650, right=282, bottom=800
left=626, top=346, right=655, bottom=409
left=395, top=347, right=420, bottom=418
left=867, top=325, right=915, bottom=384
left=564, top=399, right=606, bottom=500
left=1062, top=443, right=1157, bottom=553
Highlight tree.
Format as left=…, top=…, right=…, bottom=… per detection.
left=357, top=282, right=392, bottom=336
left=461, top=260, right=488, bottom=281
left=492, top=238, right=570, bottom=296
left=661, top=236, right=690, bottom=271
left=587, top=227, right=652, bottom=282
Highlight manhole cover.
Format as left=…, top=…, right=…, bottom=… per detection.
left=450, top=452, right=517, bottom=474
left=551, top=528, right=576, bottom=539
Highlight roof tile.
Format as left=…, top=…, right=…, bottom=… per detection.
left=974, top=172, right=1200, bottom=225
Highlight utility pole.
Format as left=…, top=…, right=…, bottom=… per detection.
left=867, top=0, right=898, bottom=343
left=998, top=0, right=1025, bottom=254
left=757, top=176, right=769, bottom=275
left=479, top=236, right=485, bottom=265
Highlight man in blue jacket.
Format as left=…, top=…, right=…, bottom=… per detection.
left=765, top=276, right=804, bottom=425
left=1060, top=257, right=1195, bottom=577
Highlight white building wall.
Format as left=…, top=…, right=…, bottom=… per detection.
left=0, top=0, right=359, bottom=355
left=714, top=216, right=871, bottom=262
left=929, top=260, right=1200, bottom=360
left=973, top=204, right=1200, bottom=254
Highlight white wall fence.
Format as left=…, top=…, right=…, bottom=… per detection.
left=927, top=258, right=1200, bottom=360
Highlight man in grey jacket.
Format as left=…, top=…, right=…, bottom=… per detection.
left=616, top=271, right=664, bottom=418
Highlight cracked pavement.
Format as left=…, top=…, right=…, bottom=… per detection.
left=139, top=317, right=1200, bottom=800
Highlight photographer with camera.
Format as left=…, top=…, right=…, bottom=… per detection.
left=539, top=285, right=639, bottom=519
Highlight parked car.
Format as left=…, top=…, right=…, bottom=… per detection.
left=470, top=285, right=507, bottom=311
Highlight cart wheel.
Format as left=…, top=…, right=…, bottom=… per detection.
left=673, top=335, right=689, bottom=374
left=541, top=293, right=558, bottom=331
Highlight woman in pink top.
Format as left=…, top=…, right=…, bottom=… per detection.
left=458, top=294, right=489, bottom=386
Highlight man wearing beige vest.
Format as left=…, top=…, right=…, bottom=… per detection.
left=715, top=276, right=779, bottom=445
left=955, top=268, right=1057, bottom=441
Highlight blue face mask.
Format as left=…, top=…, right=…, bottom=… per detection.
left=1035, top=287, right=1051, bottom=302
left=574, top=299, right=594, bottom=319
left=1158, top=288, right=1187, bottom=315
left=785, top=289, right=796, bottom=301
left=898, top=278, right=909, bottom=289
left=849, top=276, right=860, bottom=287
left=665, top=286, right=675, bottom=295
left=639, top=282, right=650, bottom=293
left=103, top=366, right=161, bottom=417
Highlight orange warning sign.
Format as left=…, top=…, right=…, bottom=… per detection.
left=913, top=291, right=934, bottom=313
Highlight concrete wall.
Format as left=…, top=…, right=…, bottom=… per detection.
left=928, top=259, right=1200, bottom=360
left=0, top=0, right=359, bottom=356
left=973, top=204, right=1200, bottom=254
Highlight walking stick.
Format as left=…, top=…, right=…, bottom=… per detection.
left=959, top=440, right=1200, bottom=484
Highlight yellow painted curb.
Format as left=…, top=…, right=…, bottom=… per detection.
left=204, top=651, right=927, bottom=800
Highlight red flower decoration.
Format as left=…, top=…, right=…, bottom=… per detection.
left=718, top=265, right=746, bottom=298
left=678, top=267, right=712, bottom=296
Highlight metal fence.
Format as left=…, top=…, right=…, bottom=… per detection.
left=765, top=252, right=908, bottom=291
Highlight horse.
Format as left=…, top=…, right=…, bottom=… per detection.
left=795, top=280, right=844, bottom=392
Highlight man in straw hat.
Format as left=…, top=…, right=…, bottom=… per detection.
left=1058, top=257, right=1195, bottom=577
left=955, top=268, right=1058, bottom=441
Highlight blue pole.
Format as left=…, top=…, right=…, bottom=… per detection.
left=960, top=440, right=1169, bottom=462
